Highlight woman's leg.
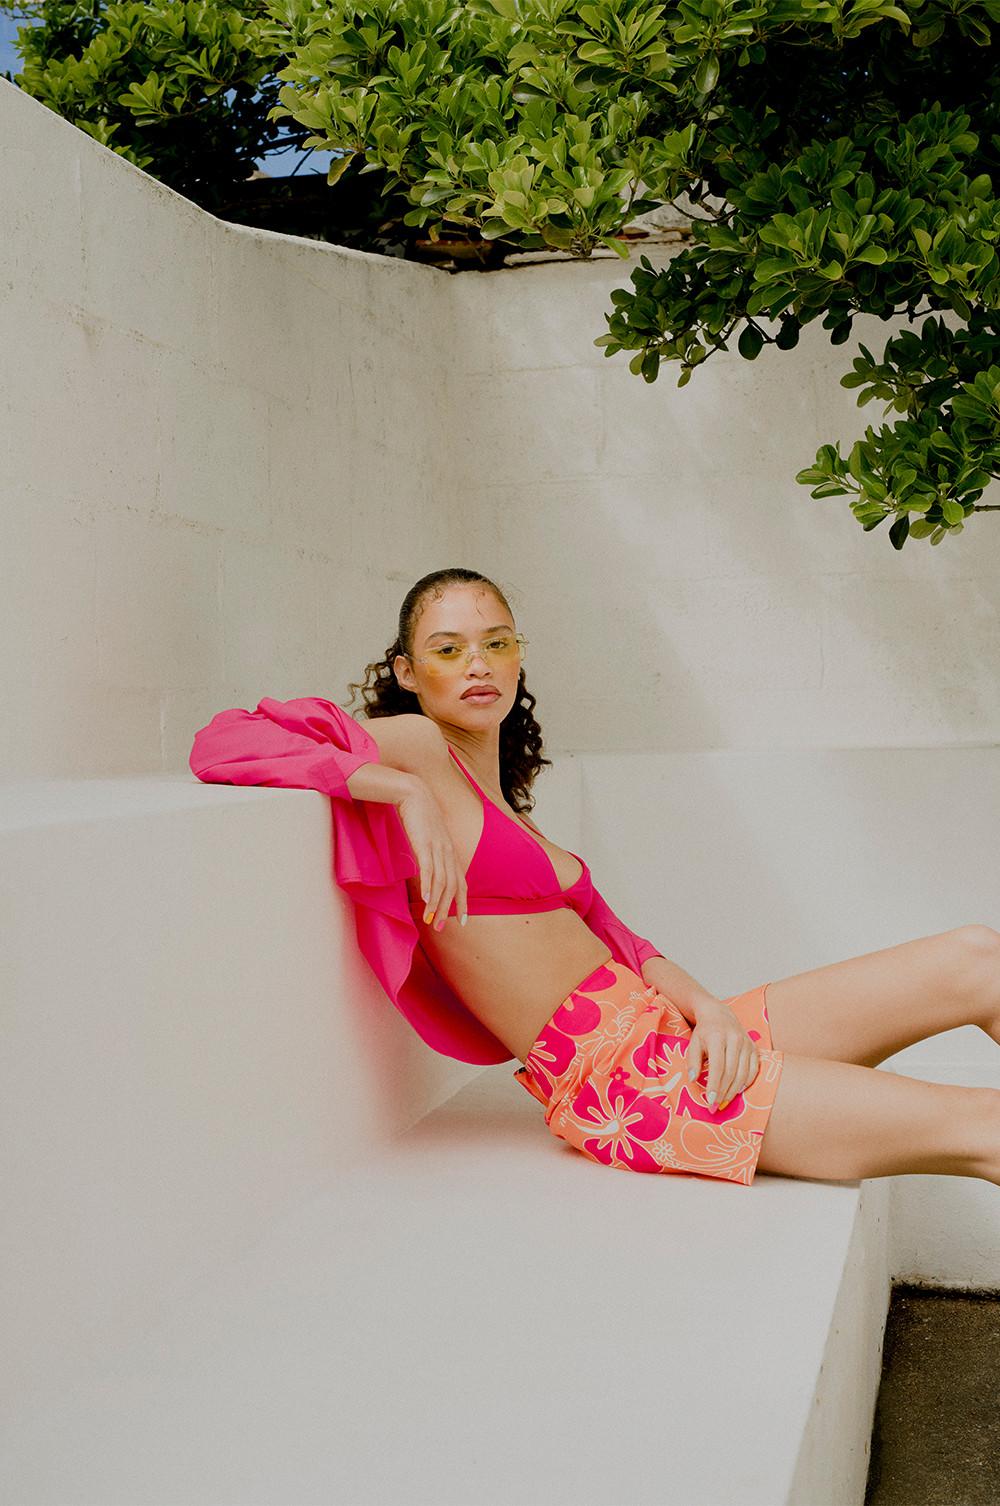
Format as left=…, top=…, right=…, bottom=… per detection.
left=762, top=924, right=1000, bottom=1069
left=756, top=1052, right=1000, bottom=1184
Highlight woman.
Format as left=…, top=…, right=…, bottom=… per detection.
left=190, top=566, right=1000, bottom=1190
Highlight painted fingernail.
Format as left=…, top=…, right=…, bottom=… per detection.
left=460, top=914, right=468, bottom=926
left=706, top=1091, right=717, bottom=1106
left=435, top=918, right=445, bottom=931
left=719, top=1099, right=730, bottom=1111
left=424, top=910, right=435, bottom=924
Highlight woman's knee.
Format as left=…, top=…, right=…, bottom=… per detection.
left=956, top=925, right=1000, bottom=1025
left=957, top=923, right=1000, bottom=958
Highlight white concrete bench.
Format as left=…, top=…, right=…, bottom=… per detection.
left=4, top=1073, right=890, bottom=1505
left=4, top=750, right=997, bottom=1504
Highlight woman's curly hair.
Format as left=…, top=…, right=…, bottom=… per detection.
left=340, top=567, right=551, bottom=815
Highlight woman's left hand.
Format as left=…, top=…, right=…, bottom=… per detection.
left=684, top=1000, right=759, bottom=1110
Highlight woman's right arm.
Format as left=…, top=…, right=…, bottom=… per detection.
left=358, top=719, right=469, bottom=928
left=189, top=700, right=466, bottom=927
left=190, top=700, right=434, bottom=806
left=344, top=762, right=422, bottom=806
left=189, top=700, right=375, bottom=798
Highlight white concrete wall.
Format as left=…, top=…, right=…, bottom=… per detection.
left=6, top=72, right=1000, bottom=785
left=448, top=265, right=1000, bottom=755
left=2, top=73, right=474, bottom=1110
left=1, top=77, right=464, bottom=780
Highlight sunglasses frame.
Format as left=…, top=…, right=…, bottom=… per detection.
left=406, top=631, right=529, bottom=669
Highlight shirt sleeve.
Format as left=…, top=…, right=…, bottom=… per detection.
left=582, top=881, right=665, bottom=968
left=188, top=696, right=377, bottom=801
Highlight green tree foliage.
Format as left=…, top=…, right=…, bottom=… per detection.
left=0, top=0, right=417, bottom=248
left=4, top=0, right=288, bottom=198
left=9, top=0, right=1000, bottom=544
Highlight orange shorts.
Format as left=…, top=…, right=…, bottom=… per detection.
left=514, top=959, right=784, bottom=1186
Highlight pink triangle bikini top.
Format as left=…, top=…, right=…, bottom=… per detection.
left=407, top=745, right=595, bottom=919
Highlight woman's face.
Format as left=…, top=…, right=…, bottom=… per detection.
left=394, top=584, right=520, bottom=726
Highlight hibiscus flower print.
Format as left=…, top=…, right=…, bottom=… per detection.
left=519, top=972, right=613, bottom=1098
left=561, top=1066, right=672, bottom=1174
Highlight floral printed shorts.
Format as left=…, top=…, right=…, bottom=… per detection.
left=514, top=959, right=784, bottom=1187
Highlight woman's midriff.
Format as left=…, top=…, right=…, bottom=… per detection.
left=414, top=904, right=614, bottom=1063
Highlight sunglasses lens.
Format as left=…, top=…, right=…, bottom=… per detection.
left=426, top=635, right=524, bottom=671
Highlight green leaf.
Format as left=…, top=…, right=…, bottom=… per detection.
left=738, top=324, right=765, bottom=360
left=746, top=284, right=800, bottom=319
left=847, top=440, right=868, bottom=483
left=478, top=220, right=512, bottom=240
left=912, top=20, right=945, bottom=45
left=327, top=152, right=354, bottom=186
left=888, top=513, right=910, bottom=549
left=755, top=256, right=796, bottom=283
left=775, top=318, right=800, bottom=350
left=694, top=54, right=720, bottom=94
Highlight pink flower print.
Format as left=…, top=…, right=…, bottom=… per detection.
left=631, top=1028, right=689, bottom=1084
left=523, top=1034, right=573, bottom=1101
left=675, top=1084, right=746, bottom=1124
left=575, top=962, right=618, bottom=994
left=551, top=990, right=604, bottom=1037
left=671, top=1028, right=760, bottom=1121
left=523, top=987, right=605, bottom=1097
left=639, top=983, right=663, bottom=1016
left=566, top=1067, right=672, bottom=1173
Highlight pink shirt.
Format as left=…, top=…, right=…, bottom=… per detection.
left=188, top=697, right=664, bottom=1065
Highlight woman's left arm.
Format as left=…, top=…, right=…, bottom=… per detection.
left=580, top=881, right=718, bottom=1023
left=639, top=954, right=721, bottom=1025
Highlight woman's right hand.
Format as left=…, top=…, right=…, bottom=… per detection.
left=396, top=781, right=468, bottom=931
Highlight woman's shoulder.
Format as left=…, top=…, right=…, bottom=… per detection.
left=360, top=713, right=450, bottom=777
